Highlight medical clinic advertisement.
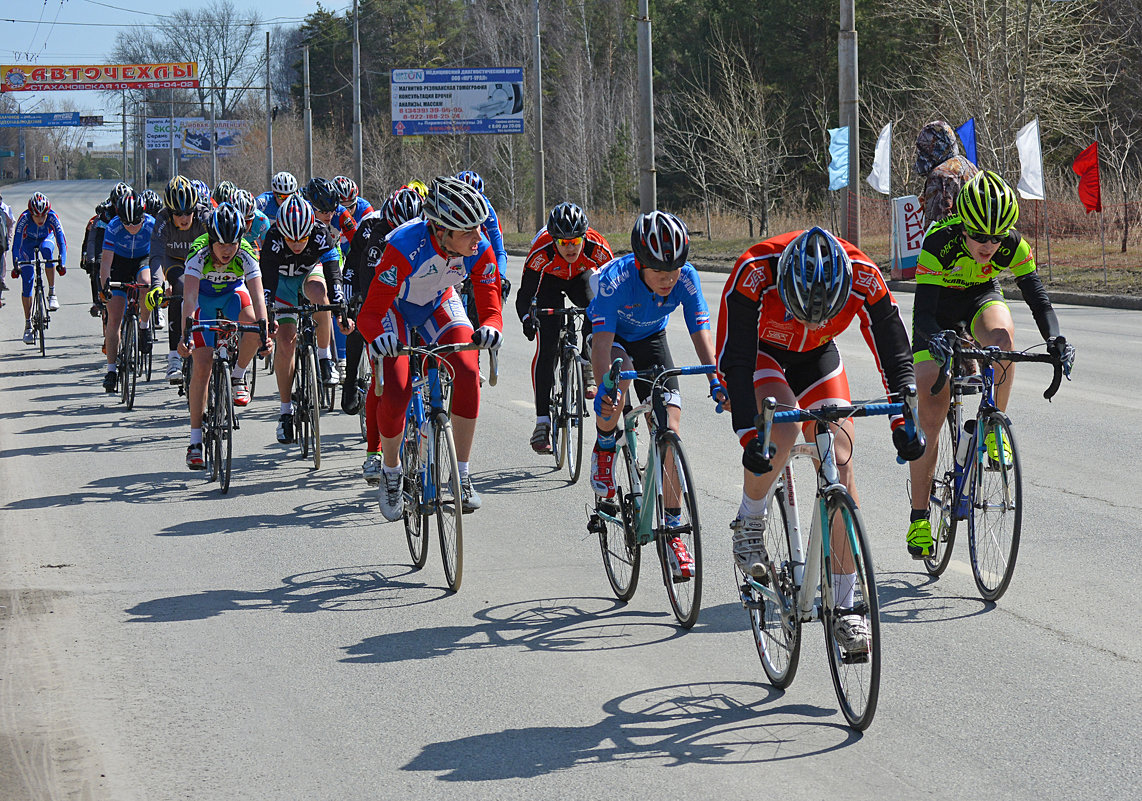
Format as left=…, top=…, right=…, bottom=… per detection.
left=390, top=68, right=524, bottom=136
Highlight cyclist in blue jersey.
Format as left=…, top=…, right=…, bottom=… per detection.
left=333, top=175, right=374, bottom=224
left=98, top=191, right=155, bottom=392
left=455, top=170, right=510, bottom=298
left=587, top=211, right=727, bottom=499
left=232, top=189, right=271, bottom=253
left=11, top=192, right=68, bottom=344
left=256, top=171, right=299, bottom=220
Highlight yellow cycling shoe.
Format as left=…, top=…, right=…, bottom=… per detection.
left=907, top=518, right=933, bottom=560
left=985, top=430, right=1013, bottom=469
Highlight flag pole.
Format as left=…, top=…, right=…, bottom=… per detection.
left=1035, top=119, right=1052, bottom=280
left=1100, top=208, right=1107, bottom=287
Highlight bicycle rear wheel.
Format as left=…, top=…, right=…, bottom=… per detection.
left=216, top=363, right=234, bottom=494
left=564, top=355, right=585, bottom=483
left=403, top=416, right=429, bottom=569
left=597, top=445, right=641, bottom=601
left=655, top=432, right=702, bottom=628
left=821, top=489, right=881, bottom=731
left=968, top=412, right=1022, bottom=601
left=550, top=364, right=565, bottom=470
left=925, top=413, right=959, bottom=576
left=744, top=474, right=801, bottom=688
left=433, top=414, right=463, bottom=592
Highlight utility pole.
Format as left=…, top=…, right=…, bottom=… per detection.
left=636, top=0, right=656, bottom=213
left=532, top=0, right=545, bottom=231
left=266, top=31, right=273, bottom=188
left=839, top=1, right=860, bottom=245
left=121, top=91, right=127, bottom=184
left=352, top=0, right=364, bottom=189
left=169, top=89, right=176, bottom=178
left=304, top=46, right=313, bottom=182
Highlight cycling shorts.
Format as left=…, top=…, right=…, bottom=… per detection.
left=193, top=287, right=251, bottom=349
left=737, top=340, right=850, bottom=446
left=15, top=239, right=60, bottom=298
left=109, top=254, right=150, bottom=299
left=273, top=266, right=325, bottom=325
left=613, top=329, right=680, bottom=409
left=912, top=283, right=1008, bottom=363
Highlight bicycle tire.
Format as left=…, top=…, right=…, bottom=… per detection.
left=248, top=354, right=257, bottom=397
left=294, top=350, right=310, bottom=459
left=925, top=413, right=959, bottom=576
left=968, top=412, right=1022, bottom=601
left=122, top=317, right=139, bottom=410
left=306, top=350, right=322, bottom=469
left=217, top=362, right=234, bottom=494
left=654, top=431, right=702, bottom=628
left=551, top=362, right=565, bottom=470
left=403, top=415, right=430, bottom=568
left=34, top=278, right=46, bottom=356
left=744, top=474, right=801, bottom=688
left=598, top=444, right=641, bottom=601
left=565, top=355, right=585, bottom=484
left=204, top=366, right=219, bottom=482
left=433, top=414, right=463, bottom=592
left=821, top=488, right=881, bottom=731
left=358, top=360, right=372, bottom=442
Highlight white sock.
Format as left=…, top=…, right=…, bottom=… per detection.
left=318, top=346, right=332, bottom=360
left=458, top=461, right=470, bottom=478
left=536, top=415, right=550, bottom=425
left=382, top=462, right=402, bottom=475
left=106, top=364, right=117, bottom=374
left=190, top=428, right=202, bottom=445
left=280, top=402, right=292, bottom=415
left=834, top=573, right=857, bottom=609
left=738, top=493, right=766, bottom=520
left=231, top=365, right=246, bottom=379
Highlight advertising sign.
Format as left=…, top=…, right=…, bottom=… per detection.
left=1, top=63, right=199, bottom=92
left=391, top=68, right=524, bottom=136
left=892, top=195, right=925, bottom=280
left=146, top=118, right=251, bottom=156
left=0, top=112, right=81, bottom=127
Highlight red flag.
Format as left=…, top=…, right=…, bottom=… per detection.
left=1072, top=141, right=1101, bottom=214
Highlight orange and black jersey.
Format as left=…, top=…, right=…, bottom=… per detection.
left=523, top=227, right=613, bottom=281
left=716, top=230, right=915, bottom=412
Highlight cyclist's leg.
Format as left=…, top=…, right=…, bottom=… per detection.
left=741, top=350, right=800, bottom=514
left=302, top=271, right=334, bottom=356
left=166, top=263, right=186, bottom=367
left=16, top=246, right=34, bottom=320
left=231, top=288, right=259, bottom=367
left=188, top=303, right=219, bottom=429
left=970, top=296, right=1016, bottom=411
left=273, top=275, right=303, bottom=405
left=136, top=265, right=154, bottom=352
left=40, top=239, right=57, bottom=293
left=567, top=273, right=596, bottom=396
left=532, top=314, right=560, bottom=418
left=625, top=330, right=684, bottom=504
left=428, top=295, right=480, bottom=462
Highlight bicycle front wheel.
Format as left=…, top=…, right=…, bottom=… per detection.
left=294, top=352, right=310, bottom=459
left=821, top=489, right=881, bottom=731
left=655, top=432, right=702, bottom=628
left=248, top=354, right=257, bottom=397
left=433, top=414, right=463, bottom=592
left=925, top=413, right=959, bottom=576
left=564, top=355, right=585, bottom=483
left=33, top=281, right=47, bottom=356
left=403, top=417, right=429, bottom=569
left=358, top=360, right=372, bottom=441
left=550, top=363, right=565, bottom=470
left=306, top=351, right=322, bottom=469
left=204, top=367, right=219, bottom=483
left=216, top=363, right=234, bottom=494
left=744, top=474, right=801, bottom=689
left=598, top=445, right=641, bottom=601
left=968, top=412, right=1022, bottom=601
left=122, top=319, right=139, bottom=409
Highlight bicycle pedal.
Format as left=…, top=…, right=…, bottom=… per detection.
left=840, top=652, right=870, bottom=665
left=738, top=585, right=763, bottom=610
left=586, top=513, right=607, bottom=535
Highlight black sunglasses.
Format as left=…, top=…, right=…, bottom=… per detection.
left=964, top=229, right=1006, bottom=245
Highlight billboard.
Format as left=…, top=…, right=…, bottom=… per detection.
left=0, top=112, right=81, bottom=127
left=391, top=68, right=524, bottom=136
left=1, top=63, right=199, bottom=92
left=146, top=118, right=251, bottom=156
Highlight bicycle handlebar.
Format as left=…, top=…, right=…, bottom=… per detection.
left=930, top=335, right=1064, bottom=400
left=372, top=342, right=500, bottom=395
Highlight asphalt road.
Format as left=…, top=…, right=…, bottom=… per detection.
left=2, top=180, right=1140, bottom=800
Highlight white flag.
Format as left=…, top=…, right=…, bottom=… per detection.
left=1016, top=118, right=1045, bottom=200
left=866, top=122, right=892, bottom=195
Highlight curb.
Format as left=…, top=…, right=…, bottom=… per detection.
left=506, top=247, right=1141, bottom=311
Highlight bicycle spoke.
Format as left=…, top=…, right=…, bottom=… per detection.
left=969, top=413, right=1022, bottom=601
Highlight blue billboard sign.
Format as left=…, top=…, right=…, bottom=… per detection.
left=0, top=111, right=81, bottom=127
left=391, top=68, right=524, bottom=136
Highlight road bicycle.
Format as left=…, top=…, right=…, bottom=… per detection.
left=738, top=390, right=919, bottom=730
left=15, top=254, right=60, bottom=357
left=188, top=318, right=263, bottom=494
left=107, top=281, right=147, bottom=409
left=924, top=331, right=1066, bottom=601
left=529, top=300, right=590, bottom=483
left=378, top=338, right=499, bottom=593
left=587, top=360, right=718, bottom=629
left=286, top=302, right=342, bottom=469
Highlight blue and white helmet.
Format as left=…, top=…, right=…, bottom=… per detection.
left=776, top=227, right=853, bottom=325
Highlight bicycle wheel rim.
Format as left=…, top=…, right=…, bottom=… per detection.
left=294, top=353, right=309, bottom=458
left=655, top=432, right=702, bottom=628
left=925, top=414, right=959, bottom=576
left=821, top=490, right=881, bottom=731
left=403, top=419, right=429, bottom=568
left=551, top=368, right=565, bottom=470
left=306, top=351, right=322, bottom=469
left=968, top=413, right=1022, bottom=601
left=124, top=321, right=138, bottom=409
left=248, top=356, right=257, bottom=397
left=205, top=369, right=219, bottom=482
left=598, top=445, right=641, bottom=601
left=433, top=416, right=463, bottom=592
left=745, top=479, right=801, bottom=687
left=218, top=368, right=234, bottom=494
left=35, top=288, right=46, bottom=356
left=566, top=358, right=584, bottom=483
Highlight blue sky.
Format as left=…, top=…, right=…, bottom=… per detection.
left=2, top=0, right=346, bottom=145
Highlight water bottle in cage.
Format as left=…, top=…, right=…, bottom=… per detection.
left=956, top=419, right=977, bottom=467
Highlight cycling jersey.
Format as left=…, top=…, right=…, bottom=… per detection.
left=259, top=223, right=341, bottom=285
left=587, top=254, right=710, bottom=342
left=345, top=211, right=395, bottom=300
left=13, top=209, right=68, bottom=266
left=255, top=190, right=286, bottom=221
left=481, top=199, right=508, bottom=279
left=184, top=234, right=261, bottom=298
left=346, top=196, right=374, bottom=224
left=243, top=209, right=272, bottom=252
left=357, top=218, right=503, bottom=338
left=149, top=208, right=208, bottom=274
left=716, top=230, right=914, bottom=438
left=101, top=215, right=155, bottom=261
left=522, top=227, right=613, bottom=282
left=327, top=206, right=358, bottom=253
left=913, top=216, right=1060, bottom=349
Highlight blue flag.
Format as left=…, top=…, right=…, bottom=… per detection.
left=956, top=118, right=977, bottom=165
left=828, top=126, right=849, bottom=190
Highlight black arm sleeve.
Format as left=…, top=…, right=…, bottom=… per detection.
left=514, top=267, right=542, bottom=322
left=1015, top=272, right=1061, bottom=341
left=911, top=283, right=943, bottom=352
left=866, top=294, right=917, bottom=398
left=719, top=290, right=763, bottom=436
left=259, top=249, right=279, bottom=299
